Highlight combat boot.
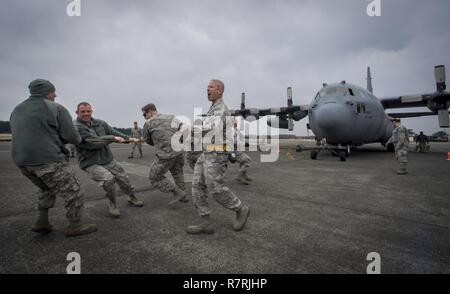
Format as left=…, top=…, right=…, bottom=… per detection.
left=108, top=198, right=121, bottom=218
left=128, top=155, right=134, bottom=159
left=127, top=194, right=144, bottom=207
left=233, top=205, right=250, bottom=231
left=186, top=215, right=215, bottom=234
left=168, top=187, right=186, bottom=208
left=396, top=163, right=408, bottom=175
left=65, top=221, right=97, bottom=237
left=236, top=172, right=250, bottom=185
left=396, top=168, right=408, bottom=175
left=31, top=209, right=53, bottom=234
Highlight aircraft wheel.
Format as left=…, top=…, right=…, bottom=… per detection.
left=310, top=150, right=318, bottom=160
left=339, top=151, right=347, bottom=162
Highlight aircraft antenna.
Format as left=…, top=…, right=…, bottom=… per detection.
left=367, top=66, right=373, bottom=93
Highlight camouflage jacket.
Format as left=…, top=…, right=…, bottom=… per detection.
left=10, top=95, right=81, bottom=167
left=200, top=99, right=233, bottom=151
left=387, top=125, right=409, bottom=149
left=74, top=117, right=130, bottom=169
left=143, top=113, right=183, bottom=159
left=130, top=127, right=143, bottom=139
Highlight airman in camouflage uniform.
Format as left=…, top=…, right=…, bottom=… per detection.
left=75, top=102, right=144, bottom=218
left=187, top=79, right=250, bottom=235
left=415, top=131, right=429, bottom=153
left=129, top=121, right=143, bottom=158
left=233, top=121, right=252, bottom=185
left=142, top=103, right=187, bottom=207
left=10, top=79, right=97, bottom=237
left=387, top=118, right=409, bottom=174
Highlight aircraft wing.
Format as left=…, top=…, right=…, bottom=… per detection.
left=229, top=89, right=309, bottom=131
left=380, top=65, right=450, bottom=127
left=386, top=111, right=450, bottom=118
left=380, top=93, right=438, bottom=109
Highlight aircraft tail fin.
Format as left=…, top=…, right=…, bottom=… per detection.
left=367, top=66, right=373, bottom=93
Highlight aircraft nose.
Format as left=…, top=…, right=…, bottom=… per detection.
left=314, top=102, right=351, bottom=130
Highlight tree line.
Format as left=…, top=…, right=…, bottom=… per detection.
left=0, top=121, right=130, bottom=135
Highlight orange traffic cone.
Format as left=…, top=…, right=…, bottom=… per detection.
left=447, top=152, right=450, bottom=161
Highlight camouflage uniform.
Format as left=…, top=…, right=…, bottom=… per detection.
left=75, top=117, right=142, bottom=215
left=234, top=128, right=251, bottom=174
left=84, top=160, right=135, bottom=200
left=20, top=162, right=83, bottom=222
left=143, top=113, right=186, bottom=196
left=387, top=124, right=409, bottom=174
left=192, top=99, right=243, bottom=216
left=186, top=151, right=202, bottom=170
left=10, top=79, right=95, bottom=236
left=236, top=151, right=251, bottom=173
left=129, top=127, right=143, bottom=158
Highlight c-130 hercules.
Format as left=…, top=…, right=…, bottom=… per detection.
left=231, top=65, right=450, bottom=161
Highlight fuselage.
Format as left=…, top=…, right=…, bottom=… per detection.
left=308, top=82, right=394, bottom=146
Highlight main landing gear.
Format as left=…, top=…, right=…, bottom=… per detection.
left=297, top=142, right=351, bottom=162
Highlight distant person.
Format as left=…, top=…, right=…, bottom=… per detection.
left=188, top=79, right=250, bottom=235
left=232, top=119, right=252, bottom=185
left=415, top=131, right=429, bottom=153
left=387, top=118, right=409, bottom=175
left=142, top=103, right=187, bottom=207
left=10, top=79, right=97, bottom=237
left=128, top=121, right=143, bottom=158
left=74, top=102, right=144, bottom=218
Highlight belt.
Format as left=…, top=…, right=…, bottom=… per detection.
left=205, top=145, right=229, bottom=152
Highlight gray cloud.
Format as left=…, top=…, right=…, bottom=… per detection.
left=1, top=0, right=449, bottom=135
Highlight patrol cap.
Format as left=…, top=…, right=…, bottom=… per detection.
left=390, top=117, right=401, bottom=123
left=28, top=79, right=56, bottom=96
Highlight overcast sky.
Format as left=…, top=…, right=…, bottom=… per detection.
left=1, top=0, right=449, bottom=135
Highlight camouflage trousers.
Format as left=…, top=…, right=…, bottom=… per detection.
left=130, top=142, right=142, bottom=157
left=149, top=154, right=185, bottom=193
left=84, top=160, right=134, bottom=199
left=192, top=152, right=242, bottom=216
left=186, top=151, right=202, bottom=170
left=395, top=147, right=408, bottom=164
left=20, top=161, right=84, bottom=222
left=418, top=142, right=427, bottom=153
left=235, top=151, right=251, bottom=173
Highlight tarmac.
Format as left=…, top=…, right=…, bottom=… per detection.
left=0, top=140, right=449, bottom=274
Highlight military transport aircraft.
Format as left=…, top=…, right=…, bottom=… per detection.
left=230, top=65, right=450, bottom=161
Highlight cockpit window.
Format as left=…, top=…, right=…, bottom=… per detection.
left=318, top=86, right=353, bottom=98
